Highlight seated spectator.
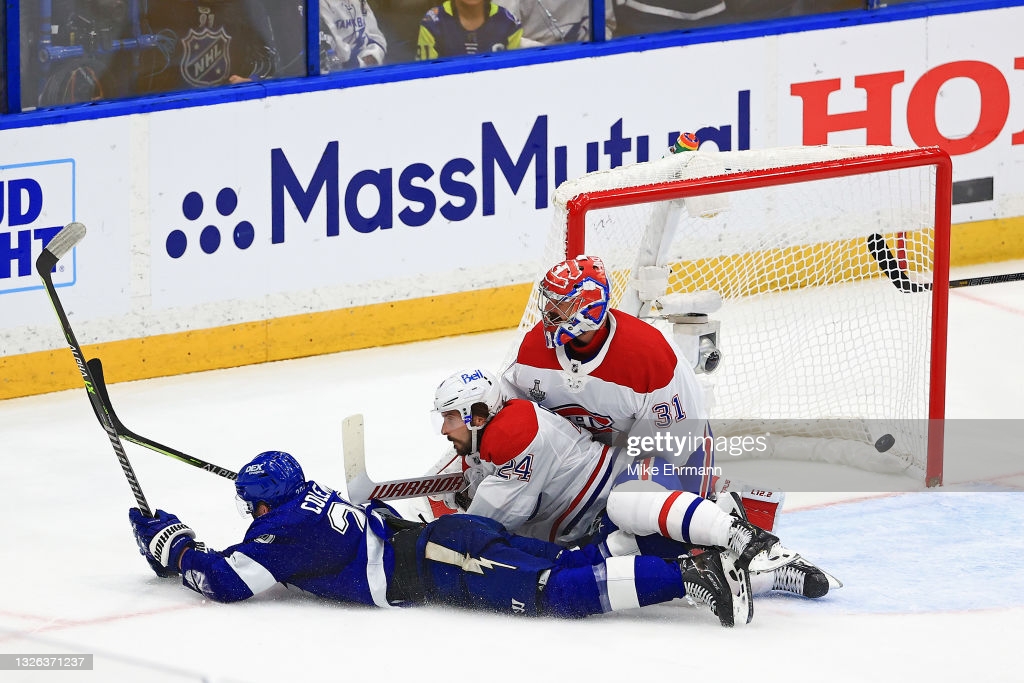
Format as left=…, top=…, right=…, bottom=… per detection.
left=139, top=0, right=280, bottom=93
left=21, top=0, right=144, bottom=107
left=416, top=0, right=522, bottom=59
left=258, top=2, right=307, bottom=78
left=509, top=0, right=615, bottom=45
left=613, top=0, right=726, bottom=36
left=320, top=0, right=388, bottom=72
left=615, top=0, right=864, bottom=36
left=722, top=0, right=862, bottom=24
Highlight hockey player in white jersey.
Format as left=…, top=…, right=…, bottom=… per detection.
left=433, top=368, right=793, bottom=591
left=498, top=254, right=834, bottom=598
left=504, top=255, right=715, bottom=495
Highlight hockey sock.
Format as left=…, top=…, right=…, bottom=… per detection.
left=606, top=490, right=733, bottom=547
left=541, top=556, right=685, bottom=618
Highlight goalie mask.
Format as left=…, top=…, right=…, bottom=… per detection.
left=538, top=255, right=611, bottom=348
left=235, top=451, right=306, bottom=516
left=433, top=369, right=503, bottom=455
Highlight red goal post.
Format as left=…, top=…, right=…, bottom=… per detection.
left=515, top=145, right=952, bottom=487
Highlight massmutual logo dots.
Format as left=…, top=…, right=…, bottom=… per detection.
left=165, top=188, right=256, bottom=258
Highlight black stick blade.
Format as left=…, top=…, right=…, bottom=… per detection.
left=866, top=233, right=931, bottom=293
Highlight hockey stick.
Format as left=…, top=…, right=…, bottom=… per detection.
left=342, top=414, right=466, bottom=503
left=87, top=357, right=237, bottom=481
left=35, top=223, right=153, bottom=516
left=866, top=233, right=930, bottom=293
left=868, top=233, right=1024, bottom=291
left=949, top=272, right=1024, bottom=288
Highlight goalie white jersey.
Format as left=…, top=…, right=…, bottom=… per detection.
left=501, top=310, right=714, bottom=496
left=466, top=398, right=626, bottom=545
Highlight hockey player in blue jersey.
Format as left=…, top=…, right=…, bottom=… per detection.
left=130, top=450, right=751, bottom=626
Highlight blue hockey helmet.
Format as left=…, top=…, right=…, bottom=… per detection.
left=235, top=451, right=306, bottom=514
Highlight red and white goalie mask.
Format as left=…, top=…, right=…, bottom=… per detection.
left=538, top=255, right=611, bottom=348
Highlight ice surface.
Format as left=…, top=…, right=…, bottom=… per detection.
left=2, top=261, right=1023, bottom=682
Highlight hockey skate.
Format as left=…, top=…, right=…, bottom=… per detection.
left=680, top=551, right=749, bottom=628
left=726, top=518, right=798, bottom=573
left=754, top=557, right=842, bottom=599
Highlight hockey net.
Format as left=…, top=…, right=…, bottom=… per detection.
left=507, top=145, right=951, bottom=487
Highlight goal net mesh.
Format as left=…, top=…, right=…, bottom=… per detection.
left=505, top=145, right=947, bottom=484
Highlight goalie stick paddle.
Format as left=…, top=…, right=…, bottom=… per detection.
left=35, top=223, right=153, bottom=516
left=87, top=357, right=237, bottom=481
left=868, top=233, right=1024, bottom=291
left=342, top=413, right=466, bottom=503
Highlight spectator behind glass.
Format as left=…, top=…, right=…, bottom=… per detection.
left=615, top=0, right=865, bottom=36
left=614, top=0, right=726, bottom=35
left=139, top=0, right=280, bottom=93
left=508, top=0, right=615, bottom=46
left=19, top=0, right=152, bottom=107
left=320, top=0, right=388, bottom=72
left=417, top=0, right=522, bottom=59
left=721, top=0, right=862, bottom=24
left=258, top=2, right=307, bottom=78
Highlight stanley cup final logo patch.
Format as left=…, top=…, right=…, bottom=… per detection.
left=529, top=379, right=546, bottom=401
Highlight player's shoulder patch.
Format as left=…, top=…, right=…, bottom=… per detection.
left=480, top=399, right=539, bottom=466
left=515, top=323, right=561, bottom=370
left=591, top=310, right=677, bottom=392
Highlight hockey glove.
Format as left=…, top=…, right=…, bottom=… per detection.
left=129, top=508, right=200, bottom=576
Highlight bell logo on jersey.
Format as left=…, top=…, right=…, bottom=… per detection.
left=551, top=404, right=614, bottom=435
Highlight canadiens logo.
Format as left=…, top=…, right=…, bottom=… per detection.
left=552, top=404, right=614, bottom=434
left=181, top=27, right=232, bottom=87
left=528, top=380, right=546, bottom=401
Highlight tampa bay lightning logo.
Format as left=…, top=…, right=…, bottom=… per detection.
left=181, top=27, right=232, bottom=87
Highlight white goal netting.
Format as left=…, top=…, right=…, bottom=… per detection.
left=506, top=145, right=950, bottom=485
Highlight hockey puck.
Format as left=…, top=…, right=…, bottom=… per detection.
left=874, top=433, right=895, bottom=453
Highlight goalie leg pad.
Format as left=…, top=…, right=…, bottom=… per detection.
left=715, top=478, right=786, bottom=531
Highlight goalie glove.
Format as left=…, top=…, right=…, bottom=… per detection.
left=129, top=508, right=205, bottom=575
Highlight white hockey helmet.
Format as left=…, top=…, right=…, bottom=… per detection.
left=433, top=369, right=503, bottom=454
left=433, top=368, right=503, bottom=424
